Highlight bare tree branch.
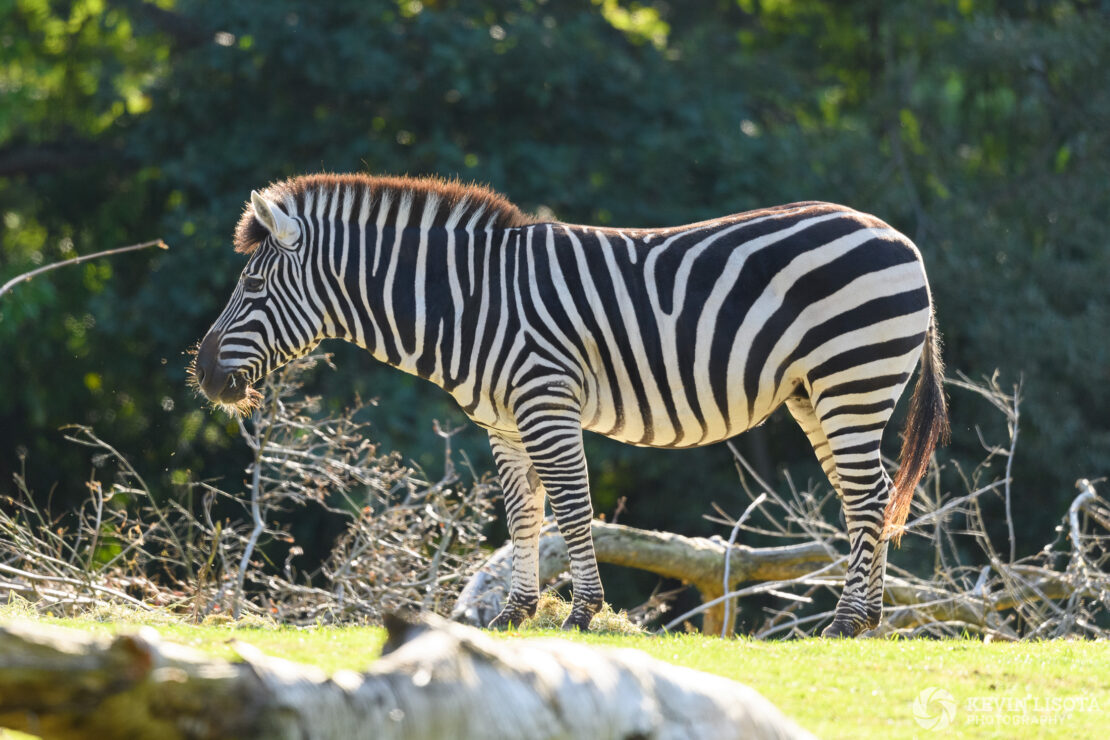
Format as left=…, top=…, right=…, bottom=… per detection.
left=0, top=240, right=168, bottom=299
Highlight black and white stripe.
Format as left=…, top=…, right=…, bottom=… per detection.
left=194, top=174, right=947, bottom=637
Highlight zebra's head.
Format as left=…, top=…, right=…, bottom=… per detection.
left=192, top=190, right=324, bottom=413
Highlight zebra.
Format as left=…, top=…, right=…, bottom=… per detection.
left=192, top=173, right=948, bottom=638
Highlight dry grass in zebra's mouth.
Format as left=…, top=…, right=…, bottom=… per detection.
left=211, top=377, right=264, bottom=417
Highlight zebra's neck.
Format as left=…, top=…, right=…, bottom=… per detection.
left=304, top=184, right=525, bottom=393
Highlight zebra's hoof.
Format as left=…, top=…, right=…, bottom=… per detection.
left=560, top=610, right=595, bottom=631
left=560, top=600, right=602, bottom=631
left=822, top=620, right=861, bottom=638
left=487, top=604, right=534, bottom=630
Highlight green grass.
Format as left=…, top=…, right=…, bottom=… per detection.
left=2, top=604, right=1108, bottom=739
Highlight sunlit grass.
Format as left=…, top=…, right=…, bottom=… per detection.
left=3, top=602, right=1108, bottom=739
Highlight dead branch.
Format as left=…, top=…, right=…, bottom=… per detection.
left=0, top=614, right=814, bottom=740
left=2, top=355, right=496, bottom=625
left=0, top=240, right=167, bottom=299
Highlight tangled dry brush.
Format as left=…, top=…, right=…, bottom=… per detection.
left=2, top=355, right=496, bottom=625
left=2, top=360, right=1109, bottom=639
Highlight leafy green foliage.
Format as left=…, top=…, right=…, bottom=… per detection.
left=2, top=0, right=1108, bottom=601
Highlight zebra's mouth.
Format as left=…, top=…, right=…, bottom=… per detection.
left=190, top=356, right=262, bottom=416
left=214, top=371, right=247, bottom=402
left=208, top=372, right=262, bottom=416
left=216, top=380, right=263, bottom=415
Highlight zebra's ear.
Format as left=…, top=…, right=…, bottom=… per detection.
left=251, top=190, right=301, bottom=249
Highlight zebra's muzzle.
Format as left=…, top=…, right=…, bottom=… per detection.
left=193, top=332, right=249, bottom=404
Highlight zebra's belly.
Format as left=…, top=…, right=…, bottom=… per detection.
left=580, top=389, right=779, bottom=449
left=461, top=381, right=773, bottom=449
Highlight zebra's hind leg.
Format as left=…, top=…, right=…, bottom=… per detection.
left=858, top=468, right=895, bottom=631
left=785, top=395, right=844, bottom=498
left=823, top=463, right=891, bottom=638
left=864, top=514, right=891, bottom=631
left=800, top=384, right=901, bottom=638
left=487, top=431, right=546, bottom=629
left=788, top=395, right=893, bottom=633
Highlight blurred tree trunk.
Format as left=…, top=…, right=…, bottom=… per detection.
left=0, top=615, right=815, bottom=740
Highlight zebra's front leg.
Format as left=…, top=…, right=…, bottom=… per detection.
left=516, top=394, right=603, bottom=631
left=487, top=432, right=546, bottom=629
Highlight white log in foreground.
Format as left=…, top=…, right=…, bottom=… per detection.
left=0, top=613, right=814, bottom=740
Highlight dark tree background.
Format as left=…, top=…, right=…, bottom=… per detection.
left=2, top=0, right=1108, bottom=609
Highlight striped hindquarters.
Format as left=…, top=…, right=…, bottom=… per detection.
left=514, top=203, right=934, bottom=450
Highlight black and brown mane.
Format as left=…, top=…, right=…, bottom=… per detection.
left=234, top=173, right=538, bottom=254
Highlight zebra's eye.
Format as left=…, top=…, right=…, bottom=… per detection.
left=243, top=275, right=265, bottom=293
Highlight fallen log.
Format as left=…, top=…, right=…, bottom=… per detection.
left=452, top=520, right=833, bottom=636
left=0, top=613, right=815, bottom=740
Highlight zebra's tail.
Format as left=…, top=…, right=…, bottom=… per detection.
left=883, top=315, right=950, bottom=546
